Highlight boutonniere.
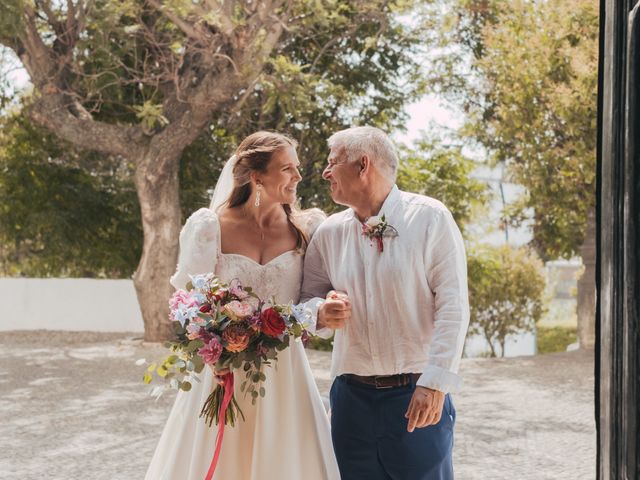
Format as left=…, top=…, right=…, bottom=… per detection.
left=361, top=214, right=398, bottom=253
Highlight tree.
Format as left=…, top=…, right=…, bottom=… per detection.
left=0, top=112, right=141, bottom=276
left=396, top=135, right=487, bottom=229
left=0, top=0, right=426, bottom=340
left=467, top=244, right=546, bottom=358
left=424, top=0, right=598, bottom=347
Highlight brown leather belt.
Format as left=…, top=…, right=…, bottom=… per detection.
left=343, top=373, right=421, bottom=389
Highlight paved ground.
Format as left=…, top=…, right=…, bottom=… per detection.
left=0, top=331, right=595, bottom=480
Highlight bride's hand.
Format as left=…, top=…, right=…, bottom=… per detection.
left=209, top=364, right=230, bottom=379
left=318, top=290, right=351, bottom=330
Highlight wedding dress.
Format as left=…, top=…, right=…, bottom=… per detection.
left=144, top=207, right=340, bottom=480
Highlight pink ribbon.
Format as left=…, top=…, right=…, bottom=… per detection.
left=205, top=372, right=235, bottom=480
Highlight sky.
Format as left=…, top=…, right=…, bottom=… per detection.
left=392, top=94, right=464, bottom=146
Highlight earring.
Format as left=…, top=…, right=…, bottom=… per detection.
left=254, top=184, right=261, bottom=207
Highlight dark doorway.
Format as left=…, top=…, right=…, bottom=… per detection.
left=597, top=1, right=640, bottom=478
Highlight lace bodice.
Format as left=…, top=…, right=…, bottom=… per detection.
left=170, top=207, right=326, bottom=305
left=217, top=251, right=303, bottom=303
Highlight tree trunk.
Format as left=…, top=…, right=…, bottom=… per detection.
left=132, top=147, right=182, bottom=342
left=484, top=330, right=498, bottom=357
left=577, top=208, right=597, bottom=349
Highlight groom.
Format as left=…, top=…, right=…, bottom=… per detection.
left=301, top=126, right=469, bottom=479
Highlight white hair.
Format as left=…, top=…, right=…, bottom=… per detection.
left=327, top=126, right=398, bottom=180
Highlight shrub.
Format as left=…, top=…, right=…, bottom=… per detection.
left=537, top=326, right=578, bottom=354
left=468, top=245, right=546, bottom=357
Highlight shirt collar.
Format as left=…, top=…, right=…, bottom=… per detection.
left=344, top=184, right=400, bottom=223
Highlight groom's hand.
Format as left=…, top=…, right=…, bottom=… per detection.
left=405, top=386, right=445, bottom=432
left=318, top=290, right=351, bottom=329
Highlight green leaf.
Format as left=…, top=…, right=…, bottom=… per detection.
left=134, top=101, right=169, bottom=130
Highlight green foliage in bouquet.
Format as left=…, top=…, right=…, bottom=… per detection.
left=140, top=274, right=312, bottom=427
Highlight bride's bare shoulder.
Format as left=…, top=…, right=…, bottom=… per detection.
left=216, top=206, right=243, bottom=226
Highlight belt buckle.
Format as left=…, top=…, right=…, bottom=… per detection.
left=374, top=376, right=395, bottom=389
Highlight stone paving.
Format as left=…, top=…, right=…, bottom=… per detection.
left=0, top=331, right=595, bottom=479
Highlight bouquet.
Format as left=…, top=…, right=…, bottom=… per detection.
left=139, top=273, right=312, bottom=479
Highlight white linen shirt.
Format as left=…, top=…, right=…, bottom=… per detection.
left=300, top=185, right=470, bottom=393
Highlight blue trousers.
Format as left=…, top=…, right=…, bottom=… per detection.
left=330, top=375, right=455, bottom=480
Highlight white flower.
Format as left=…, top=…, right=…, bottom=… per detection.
left=292, top=304, right=313, bottom=329
left=174, top=304, right=200, bottom=327
left=365, top=215, right=383, bottom=228
left=223, top=300, right=254, bottom=320
left=189, top=274, right=210, bottom=290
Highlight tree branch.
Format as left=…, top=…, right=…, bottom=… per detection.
left=29, top=93, right=144, bottom=158
left=147, top=0, right=207, bottom=42
left=17, top=8, right=59, bottom=85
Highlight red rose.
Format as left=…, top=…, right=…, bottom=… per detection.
left=260, top=308, right=286, bottom=337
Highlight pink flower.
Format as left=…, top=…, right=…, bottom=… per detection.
left=198, top=336, right=223, bottom=365
left=223, top=300, right=254, bottom=321
left=186, top=322, right=205, bottom=340
left=229, top=279, right=249, bottom=300
left=169, top=289, right=199, bottom=310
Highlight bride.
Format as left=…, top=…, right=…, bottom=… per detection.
left=144, top=131, right=343, bottom=480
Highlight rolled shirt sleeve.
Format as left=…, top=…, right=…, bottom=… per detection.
left=417, top=210, right=470, bottom=394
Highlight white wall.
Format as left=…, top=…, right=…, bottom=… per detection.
left=464, top=331, right=537, bottom=358
left=0, top=278, right=144, bottom=332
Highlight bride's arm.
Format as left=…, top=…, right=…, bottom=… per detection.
left=170, top=208, right=219, bottom=290
left=298, top=215, right=334, bottom=339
